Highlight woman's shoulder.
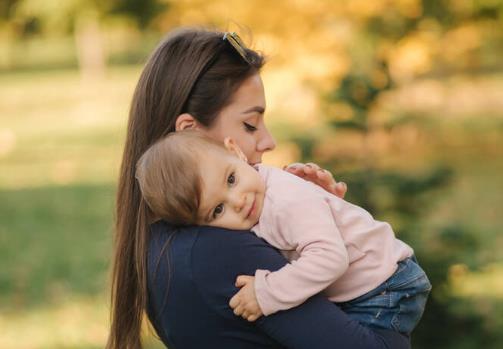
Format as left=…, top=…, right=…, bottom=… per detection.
left=148, top=221, right=287, bottom=282
left=148, top=221, right=273, bottom=263
left=149, top=221, right=287, bottom=282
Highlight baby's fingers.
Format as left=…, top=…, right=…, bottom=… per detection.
left=233, top=305, right=244, bottom=316
left=247, top=314, right=260, bottom=322
left=229, top=294, right=240, bottom=309
left=235, top=275, right=253, bottom=287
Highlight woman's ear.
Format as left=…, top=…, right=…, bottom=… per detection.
left=224, top=137, right=248, bottom=163
left=175, top=113, right=199, bottom=131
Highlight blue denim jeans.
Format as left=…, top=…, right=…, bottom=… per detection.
left=337, top=256, right=431, bottom=335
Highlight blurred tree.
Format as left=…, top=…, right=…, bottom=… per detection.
left=0, top=0, right=19, bottom=22
left=300, top=1, right=503, bottom=348
left=1, top=0, right=167, bottom=75
left=108, top=0, right=168, bottom=28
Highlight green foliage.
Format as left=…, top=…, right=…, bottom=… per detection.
left=0, top=0, right=20, bottom=21
left=108, top=0, right=169, bottom=28
left=0, top=184, right=115, bottom=309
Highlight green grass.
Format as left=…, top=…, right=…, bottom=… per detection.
left=0, top=184, right=114, bottom=309
left=0, top=67, right=167, bottom=348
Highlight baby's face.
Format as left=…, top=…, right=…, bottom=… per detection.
left=196, top=147, right=265, bottom=230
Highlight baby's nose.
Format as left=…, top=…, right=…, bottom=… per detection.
left=230, top=193, right=246, bottom=211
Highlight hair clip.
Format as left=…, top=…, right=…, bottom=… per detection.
left=223, top=32, right=251, bottom=64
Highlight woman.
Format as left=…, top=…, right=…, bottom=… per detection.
left=107, top=28, right=411, bottom=349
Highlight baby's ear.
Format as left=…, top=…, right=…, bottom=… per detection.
left=224, top=137, right=248, bottom=163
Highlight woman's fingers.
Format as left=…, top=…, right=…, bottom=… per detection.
left=285, top=162, right=320, bottom=177
left=284, top=162, right=347, bottom=198
left=314, top=168, right=347, bottom=198
left=283, top=163, right=306, bottom=178
left=303, top=162, right=321, bottom=174
left=334, top=182, right=347, bottom=198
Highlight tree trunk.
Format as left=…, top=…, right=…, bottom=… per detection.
left=74, top=11, right=106, bottom=79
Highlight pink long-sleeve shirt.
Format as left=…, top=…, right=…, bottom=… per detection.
left=251, top=164, right=413, bottom=316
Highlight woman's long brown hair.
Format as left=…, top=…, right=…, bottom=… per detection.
left=107, top=28, right=264, bottom=349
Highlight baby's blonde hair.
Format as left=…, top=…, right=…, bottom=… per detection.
left=135, top=130, right=226, bottom=226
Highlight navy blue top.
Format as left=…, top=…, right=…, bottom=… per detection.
left=146, top=220, right=411, bottom=349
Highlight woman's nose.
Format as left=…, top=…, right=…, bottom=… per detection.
left=257, top=128, right=276, bottom=152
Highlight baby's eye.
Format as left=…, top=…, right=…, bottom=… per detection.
left=212, top=203, right=224, bottom=219
left=227, top=172, right=236, bottom=185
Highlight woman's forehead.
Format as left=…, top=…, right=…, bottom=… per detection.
left=227, top=74, right=266, bottom=110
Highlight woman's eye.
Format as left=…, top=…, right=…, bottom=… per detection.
left=243, top=122, right=257, bottom=132
left=213, top=204, right=224, bottom=219
left=227, top=172, right=236, bottom=185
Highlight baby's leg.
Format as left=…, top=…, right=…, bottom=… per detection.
left=337, top=257, right=431, bottom=335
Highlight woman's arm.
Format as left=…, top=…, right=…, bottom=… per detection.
left=192, top=227, right=410, bottom=349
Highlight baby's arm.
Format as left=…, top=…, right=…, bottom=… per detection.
left=254, top=191, right=350, bottom=317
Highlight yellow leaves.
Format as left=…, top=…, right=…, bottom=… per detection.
left=442, top=24, right=481, bottom=60
left=371, top=68, right=390, bottom=89
left=324, top=102, right=355, bottom=122
left=395, top=0, right=423, bottom=18
left=448, top=0, right=475, bottom=16
left=345, top=0, right=422, bottom=20
left=264, top=67, right=320, bottom=125
left=388, top=34, right=434, bottom=82
left=449, top=263, right=503, bottom=300
left=346, top=1, right=389, bottom=20
left=314, top=129, right=366, bottom=162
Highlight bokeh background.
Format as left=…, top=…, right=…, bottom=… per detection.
left=1, top=0, right=502, bottom=348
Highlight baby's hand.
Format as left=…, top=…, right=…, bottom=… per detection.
left=229, top=275, right=263, bottom=322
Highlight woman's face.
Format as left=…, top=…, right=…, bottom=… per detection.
left=199, top=73, right=276, bottom=165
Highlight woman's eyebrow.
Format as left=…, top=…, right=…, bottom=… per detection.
left=242, top=106, right=265, bottom=115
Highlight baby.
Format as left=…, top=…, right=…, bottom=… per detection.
left=136, top=130, right=431, bottom=335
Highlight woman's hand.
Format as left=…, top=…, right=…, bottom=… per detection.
left=284, top=163, right=347, bottom=198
